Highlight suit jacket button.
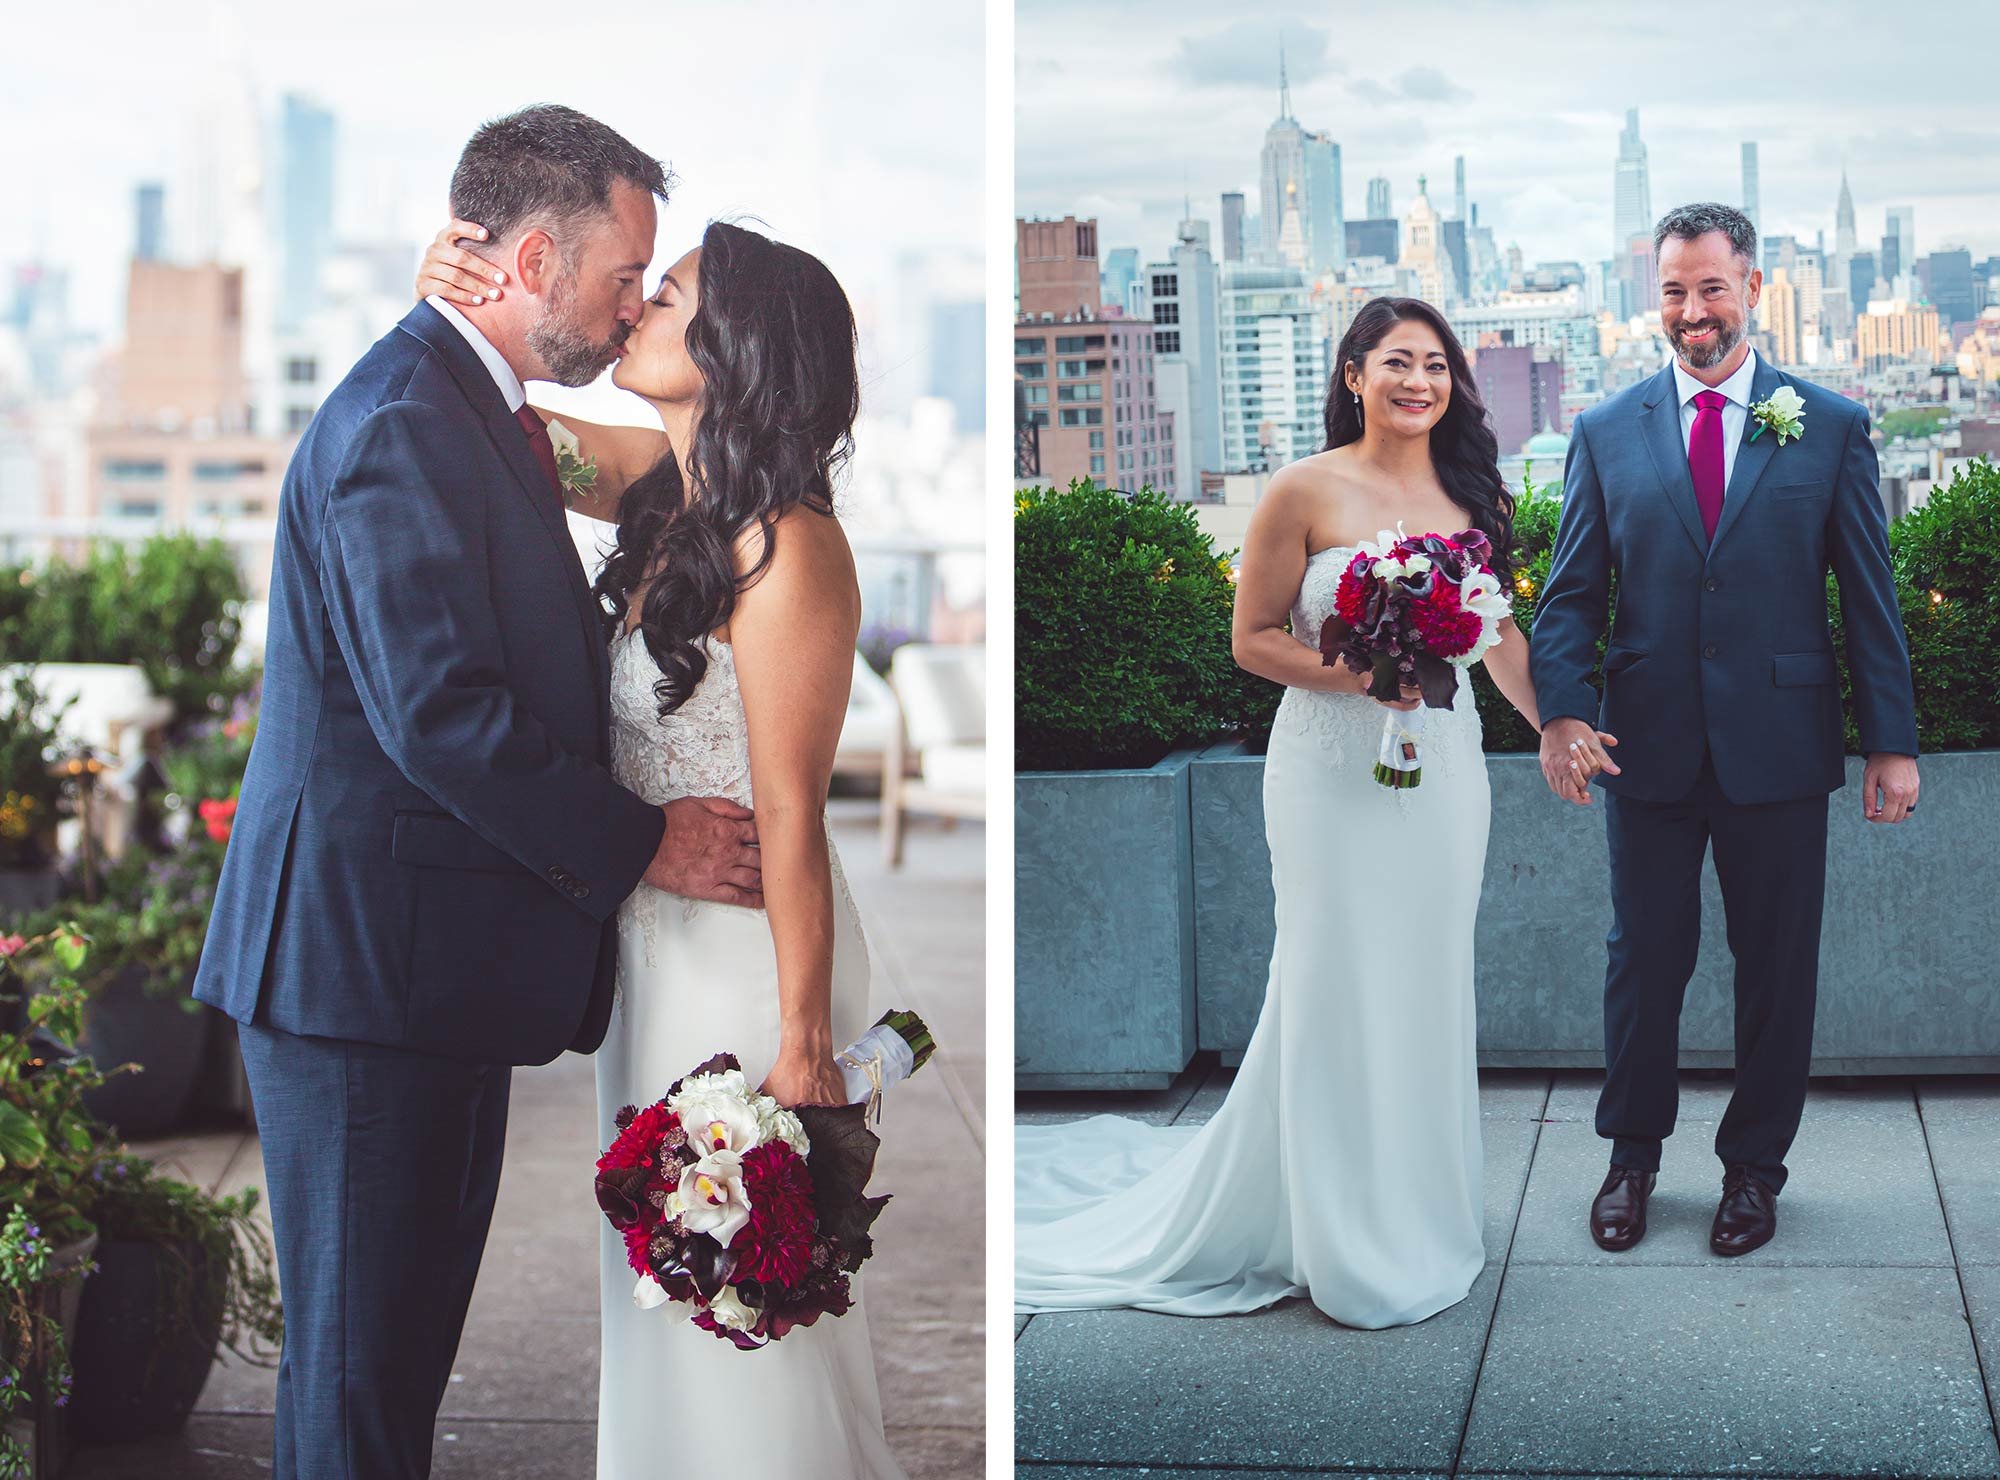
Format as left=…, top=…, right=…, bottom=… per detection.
left=1705, top=578, right=1720, bottom=592
left=1703, top=643, right=1719, bottom=658
left=545, top=866, right=564, bottom=882
left=572, top=884, right=590, bottom=900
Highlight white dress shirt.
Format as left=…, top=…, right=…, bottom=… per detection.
left=426, top=295, right=526, bottom=414
left=1672, top=346, right=1758, bottom=491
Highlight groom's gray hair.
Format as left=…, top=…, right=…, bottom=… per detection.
left=450, top=104, right=673, bottom=254
left=1654, top=202, right=1758, bottom=272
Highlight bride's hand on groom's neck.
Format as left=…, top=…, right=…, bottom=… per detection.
left=415, top=218, right=508, bottom=307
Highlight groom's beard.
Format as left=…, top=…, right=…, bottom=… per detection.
left=528, top=267, right=631, bottom=387
left=1670, top=316, right=1743, bottom=371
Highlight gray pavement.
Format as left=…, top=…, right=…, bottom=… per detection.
left=1016, top=1065, right=2000, bottom=1479
left=69, top=806, right=985, bottom=1479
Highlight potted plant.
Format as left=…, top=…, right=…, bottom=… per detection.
left=0, top=676, right=73, bottom=925
left=65, top=1155, right=280, bottom=1442
left=0, top=926, right=109, bottom=1480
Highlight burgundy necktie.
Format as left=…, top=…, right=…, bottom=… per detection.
left=513, top=405, right=564, bottom=508
left=1689, top=389, right=1726, bottom=543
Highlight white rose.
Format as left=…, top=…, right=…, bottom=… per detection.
left=1766, top=386, right=1805, bottom=419
left=755, top=1101, right=811, bottom=1157
left=704, top=1284, right=759, bottom=1333
left=674, top=1151, right=753, bottom=1248
left=545, top=417, right=581, bottom=459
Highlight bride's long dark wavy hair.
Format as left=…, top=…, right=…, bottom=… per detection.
left=594, top=221, right=859, bottom=717
left=1323, top=296, right=1518, bottom=584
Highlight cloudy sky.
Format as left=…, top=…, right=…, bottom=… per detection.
left=1018, top=0, right=1998, bottom=272
left=1, top=0, right=982, bottom=370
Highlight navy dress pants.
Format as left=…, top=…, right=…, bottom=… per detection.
left=239, top=1020, right=511, bottom=1480
left=1595, top=751, right=1830, bottom=1195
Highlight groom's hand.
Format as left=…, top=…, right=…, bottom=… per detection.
left=645, top=797, right=762, bottom=907
left=1861, top=754, right=1920, bottom=824
left=1540, top=717, right=1621, bottom=805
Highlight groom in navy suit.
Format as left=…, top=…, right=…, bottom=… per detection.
left=194, top=107, right=761, bottom=1478
left=1530, top=202, right=1920, bottom=1260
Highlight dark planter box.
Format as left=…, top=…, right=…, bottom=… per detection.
left=1016, top=750, right=1199, bottom=1089
left=77, top=967, right=207, bottom=1139
left=1187, top=748, right=2000, bottom=1073
left=69, top=1237, right=224, bottom=1442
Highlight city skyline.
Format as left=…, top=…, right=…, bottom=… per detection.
left=1017, top=0, right=1998, bottom=273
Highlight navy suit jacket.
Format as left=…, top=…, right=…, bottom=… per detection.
left=193, top=302, right=665, bottom=1064
left=1529, top=352, right=1919, bottom=806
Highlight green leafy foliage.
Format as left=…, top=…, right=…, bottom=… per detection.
left=0, top=674, right=75, bottom=868
left=1015, top=480, right=1278, bottom=770
left=1877, top=406, right=1947, bottom=443
left=0, top=534, right=251, bottom=722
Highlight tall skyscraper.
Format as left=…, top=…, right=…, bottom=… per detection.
left=1929, top=249, right=1976, bottom=338
left=1453, top=157, right=1467, bottom=221
left=1366, top=176, right=1392, bottom=220
left=1880, top=232, right=1902, bottom=287
left=1614, top=109, right=1653, bottom=256
left=1145, top=221, right=1223, bottom=480
left=275, top=93, right=335, bottom=332
left=1402, top=177, right=1449, bottom=308
left=135, top=183, right=166, bottom=264
left=1886, top=206, right=1916, bottom=284
left=1258, top=43, right=1342, bottom=275
left=1740, top=142, right=1760, bottom=240
left=1220, top=192, right=1245, bottom=262
left=1761, top=267, right=1800, bottom=363
left=1100, top=247, right=1140, bottom=317
left=1218, top=262, right=1323, bottom=470
left=1835, top=170, right=1857, bottom=261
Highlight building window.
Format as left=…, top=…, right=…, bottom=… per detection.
left=1154, top=302, right=1180, bottom=325
left=287, top=406, right=316, bottom=433
left=1018, top=361, right=1046, bottom=379
left=1151, top=274, right=1176, bottom=298
left=103, top=459, right=166, bottom=481
left=193, top=459, right=267, bottom=481
left=1056, top=383, right=1102, bottom=403
left=1016, top=337, right=1046, bottom=355
left=1058, top=408, right=1104, bottom=427
left=1021, top=385, right=1049, bottom=405
left=1156, top=330, right=1180, bottom=353
left=1090, top=454, right=1105, bottom=474
left=285, top=357, right=317, bottom=384
left=1055, top=334, right=1106, bottom=353
left=1088, top=431, right=1104, bottom=449
left=1027, top=411, right=1049, bottom=427
left=1055, top=358, right=1104, bottom=378
left=114, top=500, right=163, bottom=517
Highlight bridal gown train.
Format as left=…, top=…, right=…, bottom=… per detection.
left=595, top=629, right=907, bottom=1479
left=1015, top=545, right=1490, bottom=1329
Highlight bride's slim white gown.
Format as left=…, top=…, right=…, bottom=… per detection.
left=595, top=630, right=906, bottom=1479
left=1015, top=546, right=1489, bottom=1329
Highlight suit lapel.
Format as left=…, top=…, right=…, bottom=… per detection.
left=396, top=304, right=608, bottom=695
left=1706, top=354, right=1784, bottom=555
left=1637, top=366, right=1710, bottom=557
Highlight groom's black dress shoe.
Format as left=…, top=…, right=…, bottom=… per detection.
left=1590, top=1165, right=1657, bottom=1251
left=1710, top=1165, right=1777, bottom=1257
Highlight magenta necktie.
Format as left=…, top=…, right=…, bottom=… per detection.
left=514, top=405, right=564, bottom=507
left=1689, top=390, right=1726, bottom=542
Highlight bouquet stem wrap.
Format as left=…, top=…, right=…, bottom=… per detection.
left=837, top=1009, right=936, bottom=1122
left=1374, top=707, right=1425, bottom=789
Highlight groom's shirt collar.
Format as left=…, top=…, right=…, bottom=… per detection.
left=1671, top=345, right=1758, bottom=411
left=426, top=295, right=526, bottom=414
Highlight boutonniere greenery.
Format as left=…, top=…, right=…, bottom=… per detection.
left=1748, top=385, right=1806, bottom=446
left=545, top=418, right=600, bottom=501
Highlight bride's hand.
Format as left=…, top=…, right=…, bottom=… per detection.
left=1374, top=683, right=1423, bottom=713
left=760, top=1045, right=847, bottom=1109
left=414, top=219, right=508, bottom=306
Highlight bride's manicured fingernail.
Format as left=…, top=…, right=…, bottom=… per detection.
left=473, top=294, right=485, bottom=305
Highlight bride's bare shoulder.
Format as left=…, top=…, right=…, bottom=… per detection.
left=1260, top=448, right=1362, bottom=534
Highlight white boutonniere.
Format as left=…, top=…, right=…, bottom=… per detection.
left=544, top=417, right=600, bottom=501
left=1749, top=385, right=1806, bottom=446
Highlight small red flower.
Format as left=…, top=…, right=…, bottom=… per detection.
left=0, top=936, right=23, bottom=958
left=598, top=1102, right=679, bottom=1175
left=198, top=796, right=238, bottom=844
left=733, top=1141, right=818, bottom=1289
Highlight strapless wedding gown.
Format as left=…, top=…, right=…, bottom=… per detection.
left=1014, top=545, right=1490, bottom=1328
left=595, top=630, right=906, bottom=1479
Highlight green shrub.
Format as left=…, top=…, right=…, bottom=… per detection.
left=0, top=674, right=75, bottom=869
left=0, top=535, right=249, bottom=724
left=1015, top=480, right=1277, bottom=770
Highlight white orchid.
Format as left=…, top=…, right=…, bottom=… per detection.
left=1448, top=571, right=1514, bottom=667
left=670, top=1151, right=754, bottom=1248
left=676, top=1091, right=762, bottom=1157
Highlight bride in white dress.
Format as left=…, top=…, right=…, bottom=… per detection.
left=423, top=220, right=906, bottom=1477
left=1016, top=298, right=1589, bottom=1330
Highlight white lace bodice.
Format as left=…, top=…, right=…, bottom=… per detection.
left=1274, top=545, right=1486, bottom=786
left=608, top=627, right=864, bottom=963
left=610, top=629, right=753, bottom=807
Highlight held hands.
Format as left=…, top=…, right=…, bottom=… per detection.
left=759, top=1041, right=847, bottom=1109
left=414, top=219, right=506, bottom=307
left=1540, top=717, right=1622, bottom=805
left=1861, top=754, right=1920, bottom=824
left=645, top=796, right=763, bottom=908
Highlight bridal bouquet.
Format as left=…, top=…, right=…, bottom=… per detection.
left=594, top=1011, right=935, bottom=1348
left=1318, top=526, right=1511, bottom=789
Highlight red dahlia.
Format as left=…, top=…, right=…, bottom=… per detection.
left=1411, top=580, right=1483, bottom=658
left=1334, top=565, right=1371, bottom=627
left=598, top=1102, right=678, bottom=1175
left=732, top=1141, right=818, bottom=1288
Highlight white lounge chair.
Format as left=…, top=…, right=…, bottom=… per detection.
left=882, top=643, right=985, bottom=867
